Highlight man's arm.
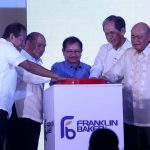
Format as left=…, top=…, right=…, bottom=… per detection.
left=89, top=46, right=106, bottom=78
left=19, top=60, right=65, bottom=81
left=17, top=67, right=50, bottom=84
left=49, top=63, right=58, bottom=86
left=103, top=71, right=119, bottom=83
left=104, top=52, right=125, bottom=83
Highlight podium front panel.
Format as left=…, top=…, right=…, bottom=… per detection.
left=44, top=84, right=124, bottom=150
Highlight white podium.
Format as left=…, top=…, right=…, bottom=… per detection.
left=44, top=84, right=124, bottom=150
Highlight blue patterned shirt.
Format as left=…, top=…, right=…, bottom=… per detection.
left=50, top=61, right=91, bottom=85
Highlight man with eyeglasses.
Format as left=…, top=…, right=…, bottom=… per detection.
left=104, top=22, right=150, bottom=150
left=50, top=36, right=91, bottom=85
left=7, top=32, right=52, bottom=150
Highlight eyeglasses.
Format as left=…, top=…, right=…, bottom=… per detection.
left=64, top=49, right=82, bottom=55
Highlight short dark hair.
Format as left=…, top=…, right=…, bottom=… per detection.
left=89, top=128, right=119, bottom=150
left=103, top=15, right=126, bottom=31
left=2, top=22, right=26, bottom=39
left=62, top=36, right=83, bottom=50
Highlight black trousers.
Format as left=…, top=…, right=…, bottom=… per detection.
left=124, top=123, right=150, bottom=150
left=7, top=107, right=41, bottom=150
left=0, top=109, right=8, bottom=150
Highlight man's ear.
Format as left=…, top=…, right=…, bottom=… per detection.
left=62, top=49, right=65, bottom=55
left=9, top=33, right=15, bottom=42
left=120, top=27, right=126, bottom=35
left=148, top=32, right=150, bottom=42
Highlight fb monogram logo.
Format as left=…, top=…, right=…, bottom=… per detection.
left=60, top=116, right=76, bottom=139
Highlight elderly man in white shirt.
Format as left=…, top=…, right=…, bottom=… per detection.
left=7, top=32, right=51, bottom=150
left=90, top=15, right=131, bottom=78
left=0, top=23, right=64, bottom=150
left=104, top=22, right=150, bottom=150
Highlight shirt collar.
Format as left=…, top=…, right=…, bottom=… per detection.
left=142, top=43, right=150, bottom=56
left=21, top=49, right=42, bottom=63
left=107, top=38, right=131, bottom=51
left=64, top=61, right=82, bottom=69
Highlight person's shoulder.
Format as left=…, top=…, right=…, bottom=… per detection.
left=98, top=43, right=112, bottom=53
left=126, top=47, right=135, bottom=52
left=51, top=61, right=65, bottom=68
left=52, top=61, right=64, bottom=66
left=80, top=62, right=91, bottom=69
left=0, top=38, right=21, bottom=57
left=100, top=43, right=111, bottom=49
left=0, top=38, right=14, bottom=49
left=123, top=47, right=136, bottom=57
left=95, top=43, right=111, bottom=58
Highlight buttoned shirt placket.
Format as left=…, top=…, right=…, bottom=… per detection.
left=132, top=52, right=148, bottom=109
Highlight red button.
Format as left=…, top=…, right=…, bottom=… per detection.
left=56, top=78, right=107, bottom=84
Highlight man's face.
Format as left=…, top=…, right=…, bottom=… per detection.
left=12, top=30, right=26, bottom=51
left=103, top=21, right=124, bottom=50
left=29, top=35, right=46, bottom=59
left=63, top=42, right=82, bottom=65
left=131, top=26, right=150, bottom=52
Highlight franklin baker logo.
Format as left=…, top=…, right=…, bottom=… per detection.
left=60, top=116, right=118, bottom=140
left=60, top=116, right=76, bottom=139
left=44, top=119, right=54, bottom=141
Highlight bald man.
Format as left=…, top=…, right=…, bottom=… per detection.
left=104, top=22, right=150, bottom=149
left=7, top=32, right=51, bottom=150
